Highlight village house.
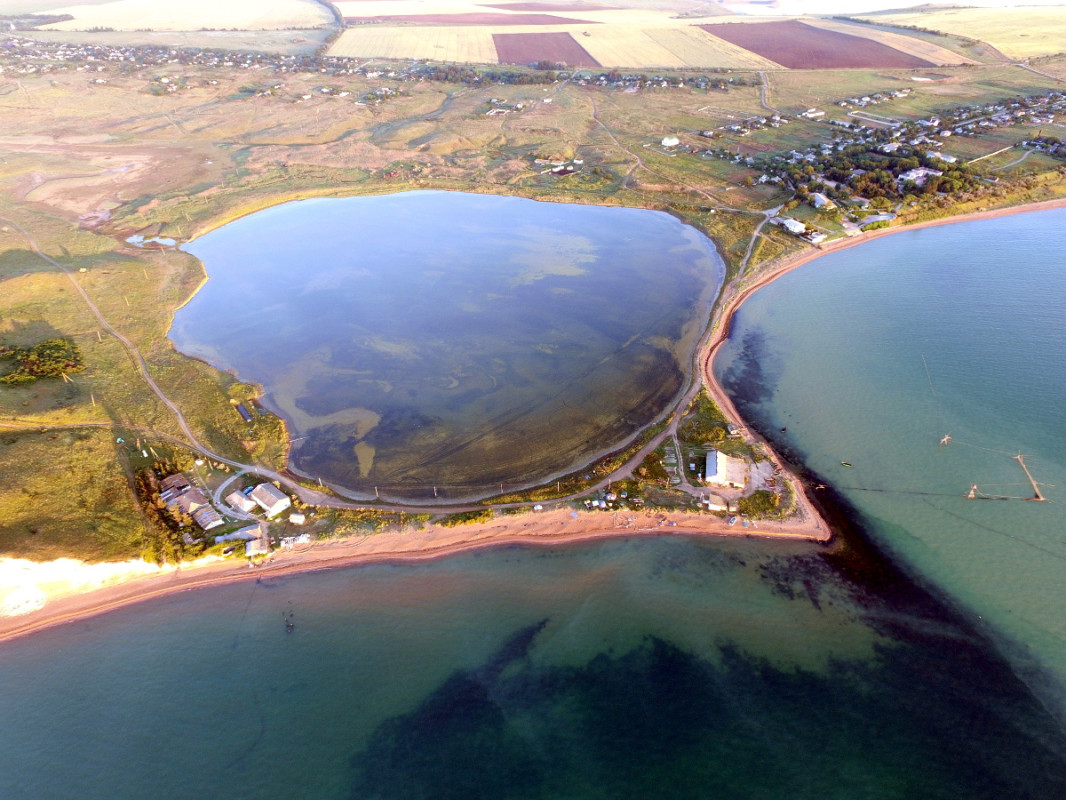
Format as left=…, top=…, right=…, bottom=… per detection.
left=778, top=217, right=807, bottom=235
left=225, top=490, right=258, bottom=514
left=159, top=473, right=223, bottom=531
left=249, top=482, right=292, bottom=518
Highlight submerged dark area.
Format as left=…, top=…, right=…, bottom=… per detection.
left=350, top=613, right=1066, bottom=800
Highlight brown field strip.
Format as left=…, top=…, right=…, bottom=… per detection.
left=344, top=12, right=598, bottom=25
left=802, top=18, right=978, bottom=66
left=701, top=20, right=935, bottom=70
left=493, top=31, right=600, bottom=67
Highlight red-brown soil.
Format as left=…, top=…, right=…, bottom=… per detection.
left=345, top=13, right=597, bottom=25
left=701, top=20, right=934, bottom=69
left=493, top=31, right=601, bottom=66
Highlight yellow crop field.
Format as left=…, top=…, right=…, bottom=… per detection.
left=858, top=7, right=1066, bottom=60
left=580, top=25, right=780, bottom=69
left=329, top=26, right=499, bottom=64
left=658, top=27, right=782, bottom=69
left=39, top=0, right=333, bottom=31
left=804, top=18, right=979, bottom=66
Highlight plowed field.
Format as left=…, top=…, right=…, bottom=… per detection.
left=493, top=31, right=600, bottom=67
left=701, top=20, right=934, bottom=69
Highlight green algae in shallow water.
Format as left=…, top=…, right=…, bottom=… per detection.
left=172, top=192, right=722, bottom=499
left=2, top=536, right=1064, bottom=800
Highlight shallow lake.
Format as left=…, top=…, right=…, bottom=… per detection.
left=172, top=192, right=723, bottom=499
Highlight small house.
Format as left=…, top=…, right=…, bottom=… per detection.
left=249, top=483, right=291, bottom=518
left=226, top=491, right=258, bottom=514
left=661, top=135, right=680, bottom=148
left=779, top=218, right=806, bottom=235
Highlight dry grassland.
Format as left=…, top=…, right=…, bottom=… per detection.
left=803, top=18, right=978, bottom=67
left=39, top=0, right=334, bottom=32
left=858, top=7, right=1066, bottom=60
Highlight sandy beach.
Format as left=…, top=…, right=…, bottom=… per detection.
left=4, top=195, right=1064, bottom=645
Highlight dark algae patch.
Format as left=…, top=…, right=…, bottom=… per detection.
left=350, top=619, right=1066, bottom=800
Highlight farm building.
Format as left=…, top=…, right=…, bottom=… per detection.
left=661, top=135, right=680, bottom=147
left=779, top=217, right=806, bottom=235
left=705, top=450, right=748, bottom=489
left=249, top=483, right=292, bottom=518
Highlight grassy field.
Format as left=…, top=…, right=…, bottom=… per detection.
left=856, top=7, right=1066, bottom=61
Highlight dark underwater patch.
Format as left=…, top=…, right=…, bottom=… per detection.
left=349, top=620, right=1066, bottom=800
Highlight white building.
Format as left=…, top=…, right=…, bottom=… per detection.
left=705, top=450, right=748, bottom=489
left=249, top=483, right=292, bottom=518
left=226, top=490, right=258, bottom=514
left=779, top=217, right=806, bottom=235
left=810, top=192, right=835, bottom=210
left=661, top=135, right=679, bottom=147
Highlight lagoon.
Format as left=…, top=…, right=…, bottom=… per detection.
left=172, top=192, right=722, bottom=499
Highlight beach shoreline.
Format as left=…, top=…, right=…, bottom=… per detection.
left=4, top=195, right=1064, bottom=645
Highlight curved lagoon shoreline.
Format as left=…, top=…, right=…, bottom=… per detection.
left=5, top=195, right=1066, bottom=643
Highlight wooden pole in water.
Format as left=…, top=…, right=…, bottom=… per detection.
left=1014, top=455, right=1045, bottom=501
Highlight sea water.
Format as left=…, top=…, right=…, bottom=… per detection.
left=1, top=535, right=1064, bottom=799
left=716, top=207, right=1066, bottom=706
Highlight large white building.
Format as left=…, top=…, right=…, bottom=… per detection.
left=249, top=483, right=292, bottom=518
left=705, top=450, right=748, bottom=489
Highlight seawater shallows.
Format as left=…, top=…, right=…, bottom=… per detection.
left=715, top=207, right=1066, bottom=706
left=2, top=535, right=1064, bottom=799
left=171, top=192, right=722, bottom=498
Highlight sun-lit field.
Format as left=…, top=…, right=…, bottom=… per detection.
left=857, top=7, right=1066, bottom=60
left=37, top=0, right=334, bottom=32
left=330, top=25, right=499, bottom=63
left=801, top=18, right=978, bottom=66
left=580, top=25, right=780, bottom=69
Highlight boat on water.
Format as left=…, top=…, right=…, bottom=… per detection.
left=841, top=461, right=852, bottom=467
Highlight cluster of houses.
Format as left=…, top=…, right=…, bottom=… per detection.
left=159, top=474, right=224, bottom=532
left=156, top=471, right=301, bottom=557
left=225, top=482, right=292, bottom=519
left=836, top=87, right=912, bottom=109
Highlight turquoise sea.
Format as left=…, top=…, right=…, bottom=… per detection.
left=2, top=209, right=1065, bottom=798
